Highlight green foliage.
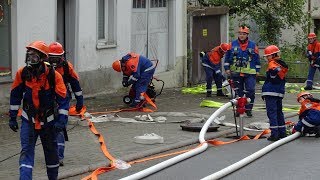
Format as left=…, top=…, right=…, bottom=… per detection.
left=207, top=0, right=308, bottom=45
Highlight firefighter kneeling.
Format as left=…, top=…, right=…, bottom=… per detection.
left=292, top=92, right=320, bottom=137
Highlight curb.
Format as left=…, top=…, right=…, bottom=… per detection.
left=57, top=128, right=236, bottom=179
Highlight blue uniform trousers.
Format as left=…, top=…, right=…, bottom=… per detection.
left=265, top=96, right=286, bottom=138
left=20, top=120, right=59, bottom=180
left=232, top=73, right=256, bottom=110
left=204, top=66, right=225, bottom=93
left=306, top=65, right=320, bottom=87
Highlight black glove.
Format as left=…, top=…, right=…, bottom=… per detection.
left=199, top=51, right=206, bottom=58
left=9, top=118, right=19, bottom=132
left=76, top=105, right=83, bottom=112
left=122, top=80, right=130, bottom=87
left=261, top=96, right=265, bottom=101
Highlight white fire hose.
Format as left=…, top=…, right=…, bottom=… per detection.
left=200, top=132, right=301, bottom=180
left=119, top=99, right=237, bottom=180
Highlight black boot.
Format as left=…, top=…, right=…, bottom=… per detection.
left=267, top=136, right=279, bottom=141
left=216, top=90, right=226, bottom=97
left=304, top=86, right=313, bottom=90
left=245, top=110, right=253, bottom=117
left=206, top=91, right=212, bottom=97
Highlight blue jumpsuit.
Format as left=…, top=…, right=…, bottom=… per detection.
left=55, top=62, right=83, bottom=163
left=200, top=46, right=226, bottom=94
left=306, top=40, right=320, bottom=88
left=9, top=65, right=68, bottom=180
left=224, top=39, right=260, bottom=111
left=121, top=53, right=155, bottom=106
left=294, top=99, right=320, bottom=134
left=262, top=59, right=288, bottom=138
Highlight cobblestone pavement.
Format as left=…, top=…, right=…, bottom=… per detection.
left=0, top=84, right=305, bottom=179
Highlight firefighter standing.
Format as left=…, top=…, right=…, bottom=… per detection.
left=261, top=45, right=289, bottom=141
left=305, top=33, right=320, bottom=90
left=9, top=41, right=68, bottom=180
left=199, top=43, right=229, bottom=97
left=112, top=52, right=155, bottom=107
left=47, top=42, right=84, bottom=166
left=292, top=92, right=320, bottom=137
left=224, top=26, right=261, bottom=117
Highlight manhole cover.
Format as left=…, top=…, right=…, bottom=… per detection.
left=180, top=123, right=219, bottom=132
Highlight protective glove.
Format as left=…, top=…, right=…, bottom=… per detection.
left=199, top=51, right=205, bottom=58
left=261, top=96, right=265, bottom=101
left=9, top=118, right=19, bottom=132
left=122, top=80, right=130, bottom=87
left=54, top=121, right=65, bottom=133
left=76, top=105, right=83, bottom=112
left=307, top=51, right=312, bottom=59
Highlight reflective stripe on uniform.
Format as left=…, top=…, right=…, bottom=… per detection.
left=261, top=92, right=284, bottom=97
left=47, top=164, right=60, bottom=168
left=202, top=63, right=214, bottom=70
left=47, top=114, right=54, bottom=122
left=215, top=70, right=221, bottom=74
left=144, top=65, right=155, bottom=72
left=21, top=110, right=35, bottom=123
left=57, top=143, right=65, bottom=146
left=256, top=65, right=261, bottom=68
left=20, top=164, right=33, bottom=169
left=224, top=63, right=230, bottom=66
left=74, top=91, right=83, bottom=96
left=10, top=105, right=19, bottom=110
left=302, top=119, right=315, bottom=127
left=59, top=109, right=69, bottom=115
left=129, top=75, right=138, bottom=82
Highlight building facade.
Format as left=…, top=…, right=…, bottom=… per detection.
left=0, top=0, right=187, bottom=104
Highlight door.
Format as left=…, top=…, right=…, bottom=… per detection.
left=192, top=15, right=221, bottom=84
left=131, top=0, right=168, bottom=73
left=57, top=0, right=76, bottom=64
left=0, top=0, right=11, bottom=79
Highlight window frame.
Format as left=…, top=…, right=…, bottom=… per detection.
left=96, top=0, right=117, bottom=49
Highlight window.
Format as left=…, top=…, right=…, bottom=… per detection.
left=133, top=0, right=146, bottom=8
left=0, top=1, right=11, bottom=80
left=97, top=0, right=117, bottom=49
left=150, top=0, right=166, bottom=8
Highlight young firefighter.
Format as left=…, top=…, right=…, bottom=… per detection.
left=305, top=33, right=320, bottom=90
left=112, top=52, right=155, bottom=107
left=224, top=26, right=261, bottom=117
left=261, top=45, right=288, bottom=141
left=47, top=42, right=84, bottom=166
left=199, top=43, right=229, bottom=97
left=292, top=92, right=320, bottom=137
left=9, top=41, right=68, bottom=179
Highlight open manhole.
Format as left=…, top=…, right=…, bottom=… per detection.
left=180, top=123, right=219, bottom=132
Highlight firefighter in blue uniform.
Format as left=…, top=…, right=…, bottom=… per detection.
left=305, top=33, right=320, bottom=90
left=9, top=41, right=69, bottom=180
left=292, top=92, right=320, bottom=137
left=112, top=52, right=155, bottom=107
left=200, top=43, right=229, bottom=97
left=261, top=45, right=289, bottom=141
left=47, top=42, right=84, bottom=166
left=224, top=26, right=261, bottom=117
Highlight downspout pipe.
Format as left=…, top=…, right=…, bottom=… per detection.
left=119, top=100, right=236, bottom=180
left=201, top=132, right=301, bottom=180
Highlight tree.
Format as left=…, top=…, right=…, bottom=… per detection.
left=203, top=0, right=307, bottom=45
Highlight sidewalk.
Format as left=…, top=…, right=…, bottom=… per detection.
left=0, top=85, right=302, bottom=179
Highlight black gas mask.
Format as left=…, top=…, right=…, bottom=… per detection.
left=48, top=55, right=64, bottom=68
